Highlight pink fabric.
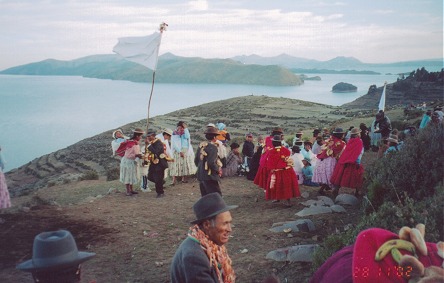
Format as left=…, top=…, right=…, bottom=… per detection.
left=309, top=245, right=354, bottom=283
left=123, top=141, right=140, bottom=159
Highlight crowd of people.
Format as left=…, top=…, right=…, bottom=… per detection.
left=108, top=104, right=444, bottom=202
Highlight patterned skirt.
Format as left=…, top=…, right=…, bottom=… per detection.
left=0, top=171, right=11, bottom=209
left=120, top=157, right=139, bottom=185
left=330, top=163, right=364, bottom=189
left=265, top=168, right=300, bottom=200
left=169, top=151, right=197, bottom=177
left=312, top=157, right=337, bottom=186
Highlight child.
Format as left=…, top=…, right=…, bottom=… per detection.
left=302, top=158, right=319, bottom=187
left=222, top=143, right=242, bottom=177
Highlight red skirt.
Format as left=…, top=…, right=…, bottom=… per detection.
left=265, top=168, right=300, bottom=200
left=330, top=163, right=364, bottom=189
left=254, top=165, right=269, bottom=189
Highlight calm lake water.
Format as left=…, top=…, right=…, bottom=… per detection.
left=0, top=73, right=398, bottom=171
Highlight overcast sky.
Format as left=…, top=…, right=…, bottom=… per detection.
left=0, top=0, right=442, bottom=70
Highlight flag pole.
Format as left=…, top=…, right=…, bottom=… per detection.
left=146, top=22, right=168, bottom=133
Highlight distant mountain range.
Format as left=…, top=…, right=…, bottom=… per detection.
left=231, top=54, right=443, bottom=74
left=1, top=53, right=442, bottom=86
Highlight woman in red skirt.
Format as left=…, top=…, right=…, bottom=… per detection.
left=330, top=128, right=364, bottom=197
left=254, top=127, right=283, bottom=190
left=265, top=135, right=300, bottom=207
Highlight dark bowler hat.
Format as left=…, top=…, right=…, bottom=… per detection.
left=332, top=128, right=345, bottom=134
left=204, top=126, right=219, bottom=136
left=191, top=193, right=238, bottom=224
left=16, top=230, right=95, bottom=272
left=272, top=134, right=282, bottom=142
left=146, top=129, right=156, bottom=136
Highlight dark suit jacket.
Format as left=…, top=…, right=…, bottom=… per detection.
left=170, top=237, right=219, bottom=283
left=148, top=139, right=168, bottom=170
left=194, top=141, right=220, bottom=182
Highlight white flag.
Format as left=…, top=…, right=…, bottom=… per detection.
left=113, top=32, right=162, bottom=71
left=378, top=83, right=387, bottom=112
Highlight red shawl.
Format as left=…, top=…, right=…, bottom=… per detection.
left=338, top=137, right=363, bottom=164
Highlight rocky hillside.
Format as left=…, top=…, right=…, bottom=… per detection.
left=6, top=95, right=350, bottom=196
left=342, top=68, right=443, bottom=109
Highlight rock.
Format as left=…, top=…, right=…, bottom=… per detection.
left=317, top=196, right=334, bottom=206
left=301, top=191, right=310, bottom=199
left=265, top=249, right=288, bottom=261
left=335, top=194, right=359, bottom=206
left=266, top=244, right=319, bottom=262
left=287, top=244, right=319, bottom=262
left=269, top=219, right=316, bottom=233
left=330, top=204, right=346, bottom=213
left=295, top=206, right=332, bottom=217
left=240, top=249, right=248, bottom=254
left=300, top=199, right=319, bottom=207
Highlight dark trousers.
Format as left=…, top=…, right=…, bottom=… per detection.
left=148, top=166, right=165, bottom=195
left=199, top=180, right=221, bottom=196
left=142, top=176, right=148, bottom=189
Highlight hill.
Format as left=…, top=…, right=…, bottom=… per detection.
left=6, top=95, right=350, bottom=196
left=0, top=53, right=303, bottom=87
left=342, top=68, right=444, bottom=109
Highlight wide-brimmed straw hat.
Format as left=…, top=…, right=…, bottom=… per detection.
left=16, top=230, right=95, bottom=272
left=162, top=128, right=173, bottom=136
left=133, top=128, right=145, bottom=134
left=350, top=128, right=362, bottom=135
left=387, top=134, right=399, bottom=144
left=191, top=193, right=238, bottom=224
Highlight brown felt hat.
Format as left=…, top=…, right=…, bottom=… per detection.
left=204, top=127, right=219, bottom=136
left=191, top=193, right=238, bottom=224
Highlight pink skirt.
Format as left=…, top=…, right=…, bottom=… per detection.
left=312, top=157, right=337, bottom=186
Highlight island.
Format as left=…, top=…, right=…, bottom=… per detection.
left=332, top=82, right=357, bottom=93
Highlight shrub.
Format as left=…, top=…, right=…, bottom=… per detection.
left=79, top=170, right=99, bottom=181
left=106, top=167, right=120, bottom=181
left=365, top=124, right=443, bottom=208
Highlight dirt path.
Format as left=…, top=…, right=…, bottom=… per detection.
left=0, top=175, right=361, bottom=283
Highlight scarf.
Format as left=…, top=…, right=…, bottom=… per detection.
left=188, top=225, right=236, bottom=283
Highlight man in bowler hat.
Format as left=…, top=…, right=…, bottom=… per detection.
left=195, top=126, right=223, bottom=196
left=16, top=230, right=95, bottom=283
left=170, top=193, right=237, bottom=282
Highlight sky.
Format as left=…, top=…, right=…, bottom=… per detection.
left=0, top=0, right=443, bottom=70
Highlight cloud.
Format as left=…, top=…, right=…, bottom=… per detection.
left=0, top=0, right=442, bottom=69
left=188, top=0, right=208, bottom=11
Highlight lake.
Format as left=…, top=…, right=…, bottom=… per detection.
left=0, top=73, right=398, bottom=171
